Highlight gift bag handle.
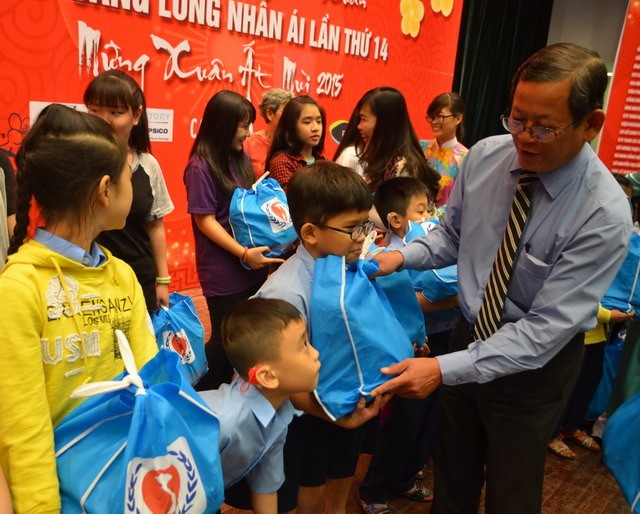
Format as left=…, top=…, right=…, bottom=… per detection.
left=70, top=330, right=146, bottom=399
left=252, top=171, right=270, bottom=192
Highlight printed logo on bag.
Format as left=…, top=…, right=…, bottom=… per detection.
left=261, top=198, right=293, bottom=233
left=126, top=437, right=206, bottom=514
left=161, top=329, right=195, bottom=364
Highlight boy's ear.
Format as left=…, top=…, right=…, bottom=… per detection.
left=94, top=175, right=112, bottom=207
left=299, top=222, right=319, bottom=245
left=387, top=212, right=403, bottom=230
left=253, top=365, right=279, bottom=390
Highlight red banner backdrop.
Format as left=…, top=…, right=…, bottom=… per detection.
left=598, top=1, right=638, bottom=175
left=1, top=0, right=463, bottom=289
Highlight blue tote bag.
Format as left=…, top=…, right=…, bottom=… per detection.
left=603, top=389, right=640, bottom=512
left=152, top=291, right=208, bottom=385
left=55, top=331, right=224, bottom=514
left=586, top=330, right=626, bottom=419
left=602, top=231, right=640, bottom=318
left=310, top=236, right=414, bottom=420
left=230, top=174, right=298, bottom=257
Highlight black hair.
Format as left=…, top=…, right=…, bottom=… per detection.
left=189, top=90, right=256, bottom=197
left=266, top=96, right=326, bottom=167
left=510, top=43, right=608, bottom=125
left=426, top=92, right=466, bottom=143
left=9, top=104, right=128, bottom=254
left=83, top=69, right=151, bottom=153
left=374, top=177, right=430, bottom=229
left=287, top=160, right=372, bottom=235
left=222, top=297, right=303, bottom=378
left=358, top=87, right=440, bottom=196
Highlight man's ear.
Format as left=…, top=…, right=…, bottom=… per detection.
left=94, top=175, right=111, bottom=207
left=387, top=212, right=402, bottom=230
left=583, top=109, right=605, bottom=142
left=299, top=222, right=319, bottom=245
left=254, top=365, right=279, bottom=390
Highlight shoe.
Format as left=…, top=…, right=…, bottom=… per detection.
left=564, top=429, right=601, bottom=452
left=414, top=464, right=428, bottom=481
left=547, top=437, right=576, bottom=460
left=400, top=479, right=434, bottom=503
left=358, top=496, right=394, bottom=514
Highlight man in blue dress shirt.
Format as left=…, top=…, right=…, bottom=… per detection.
left=373, top=43, right=633, bottom=513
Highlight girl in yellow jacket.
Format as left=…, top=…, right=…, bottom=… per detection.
left=0, top=104, right=157, bottom=513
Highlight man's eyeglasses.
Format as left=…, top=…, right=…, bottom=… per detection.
left=315, top=220, right=376, bottom=240
left=501, top=115, right=574, bottom=143
left=426, top=114, right=454, bottom=125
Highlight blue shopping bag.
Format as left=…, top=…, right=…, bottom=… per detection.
left=413, top=266, right=459, bottom=301
left=55, top=331, right=224, bottom=514
left=310, top=236, right=414, bottom=420
left=586, top=330, right=625, bottom=419
left=152, top=292, right=208, bottom=385
left=603, top=389, right=640, bottom=512
left=602, top=231, right=640, bottom=318
left=230, top=174, right=298, bottom=258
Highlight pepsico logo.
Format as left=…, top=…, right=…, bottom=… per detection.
left=261, top=198, right=293, bottom=233
left=126, top=437, right=206, bottom=514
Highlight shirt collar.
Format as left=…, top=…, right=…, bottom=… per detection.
left=239, top=380, right=297, bottom=427
left=509, top=142, right=590, bottom=200
left=33, top=228, right=107, bottom=267
left=439, top=137, right=459, bottom=149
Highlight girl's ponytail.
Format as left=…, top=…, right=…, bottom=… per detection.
left=7, top=175, right=31, bottom=255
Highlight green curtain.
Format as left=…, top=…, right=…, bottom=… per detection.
left=452, top=0, right=554, bottom=147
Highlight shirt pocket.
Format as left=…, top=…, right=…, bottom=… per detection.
left=506, top=251, right=553, bottom=313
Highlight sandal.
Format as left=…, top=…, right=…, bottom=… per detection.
left=400, top=479, right=434, bottom=503
left=547, top=437, right=576, bottom=460
left=358, top=496, right=394, bottom=514
left=564, top=429, right=601, bottom=452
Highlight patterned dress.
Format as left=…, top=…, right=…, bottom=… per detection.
left=424, top=138, right=468, bottom=209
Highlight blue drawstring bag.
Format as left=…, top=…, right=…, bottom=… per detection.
left=413, top=265, right=459, bottom=301
left=586, top=330, right=626, bottom=419
left=151, top=292, right=208, bottom=385
left=602, top=231, right=640, bottom=318
left=310, top=236, right=414, bottom=420
left=230, top=174, right=298, bottom=257
left=55, top=331, right=224, bottom=514
left=603, top=389, right=640, bottom=512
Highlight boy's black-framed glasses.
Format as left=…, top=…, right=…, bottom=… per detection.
left=314, top=220, right=376, bottom=240
left=500, top=114, right=574, bottom=143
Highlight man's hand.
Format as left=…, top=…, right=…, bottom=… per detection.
left=371, top=250, right=404, bottom=278
left=370, top=357, right=442, bottom=399
left=335, top=393, right=391, bottom=429
left=609, top=309, right=635, bottom=323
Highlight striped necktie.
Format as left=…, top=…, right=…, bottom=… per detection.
left=474, top=171, right=537, bottom=340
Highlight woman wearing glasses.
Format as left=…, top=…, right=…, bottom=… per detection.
left=423, top=92, right=468, bottom=210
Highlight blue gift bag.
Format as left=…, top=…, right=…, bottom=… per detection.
left=602, top=231, right=640, bottom=318
left=603, top=389, right=640, bottom=512
left=586, top=330, right=625, bottom=419
left=230, top=174, right=298, bottom=258
left=310, top=239, right=414, bottom=420
left=55, top=331, right=224, bottom=514
left=403, top=218, right=440, bottom=245
left=152, top=292, right=208, bottom=385
left=413, top=266, right=459, bottom=302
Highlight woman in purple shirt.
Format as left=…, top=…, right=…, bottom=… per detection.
left=184, top=90, right=283, bottom=390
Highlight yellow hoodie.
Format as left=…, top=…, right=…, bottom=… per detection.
left=0, top=240, right=158, bottom=513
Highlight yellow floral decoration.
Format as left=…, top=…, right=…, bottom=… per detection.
left=431, top=0, right=454, bottom=17
left=400, top=0, right=425, bottom=38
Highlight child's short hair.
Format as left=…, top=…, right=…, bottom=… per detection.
left=222, top=298, right=303, bottom=378
left=374, top=177, right=430, bottom=229
left=287, top=160, right=372, bottom=235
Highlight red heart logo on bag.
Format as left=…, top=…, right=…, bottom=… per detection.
left=141, top=465, right=181, bottom=514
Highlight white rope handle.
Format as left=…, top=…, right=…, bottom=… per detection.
left=70, top=330, right=146, bottom=398
left=251, top=171, right=270, bottom=192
